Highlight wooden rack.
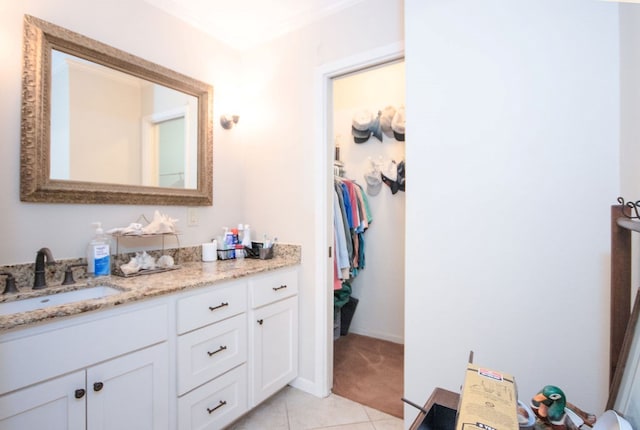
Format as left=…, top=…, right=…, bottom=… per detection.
left=609, top=205, right=638, bottom=395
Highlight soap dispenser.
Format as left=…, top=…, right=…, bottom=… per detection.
left=87, top=222, right=110, bottom=277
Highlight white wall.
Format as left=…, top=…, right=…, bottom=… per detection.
left=239, top=0, right=404, bottom=392
left=620, top=4, right=640, bottom=200
left=620, top=4, right=640, bottom=291
left=0, top=0, right=245, bottom=264
left=405, top=0, right=619, bottom=417
left=68, top=62, right=142, bottom=185
left=333, top=61, right=406, bottom=343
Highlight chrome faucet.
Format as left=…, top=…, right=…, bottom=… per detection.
left=33, top=247, right=55, bottom=290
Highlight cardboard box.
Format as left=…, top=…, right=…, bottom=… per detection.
left=455, top=364, right=519, bottom=430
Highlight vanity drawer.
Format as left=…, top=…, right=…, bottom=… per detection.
left=178, top=363, right=247, bottom=430
left=177, top=314, right=247, bottom=395
left=249, top=269, right=298, bottom=309
left=177, top=281, right=247, bottom=334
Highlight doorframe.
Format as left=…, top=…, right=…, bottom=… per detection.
left=312, top=42, right=404, bottom=397
left=141, top=105, right=190, bottom=187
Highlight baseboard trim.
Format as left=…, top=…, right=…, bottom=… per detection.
left=348, top=328, right=404, bottom=345
left=289, top=376, right=330, bottom=398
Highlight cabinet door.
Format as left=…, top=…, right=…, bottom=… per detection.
left=87, top=342, right=169, bottom=430
left=0, top=370, right=85, bottom=430
left=249, top=296, right=298, bottom=406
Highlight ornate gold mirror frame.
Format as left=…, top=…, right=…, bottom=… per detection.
left=20, top=15, right=213, bottom=205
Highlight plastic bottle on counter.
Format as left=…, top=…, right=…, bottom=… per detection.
left=86, top=222, right=110, bottom=276
left=223, top=227, right=235, bottom=259
left=237, top=223, right=244, bottom=244
left=241, top=224, right=252, bottom=248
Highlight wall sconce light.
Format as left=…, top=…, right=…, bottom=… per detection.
left=220, top=114, right=240, bottom=129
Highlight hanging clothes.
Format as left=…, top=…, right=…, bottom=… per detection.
left=333, top=189, right=350, bottom=286
left=333, top=176, right=372, bottom=281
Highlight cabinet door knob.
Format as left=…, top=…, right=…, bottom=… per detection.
left=93, top=382, right=104, bottom=392
left=209, top=302, right=229, bottom=311
left=74, top=389, right=86, bottom=399
left=272, top=285, right=287, bottom=291
left=206, top=400, right=227, bottom=414
left=207, top=345, right=228, bottom=356
left=257, top=319, right=264, bottom=325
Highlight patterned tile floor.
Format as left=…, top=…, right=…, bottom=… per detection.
left=227, top=386, right=404, bottom=430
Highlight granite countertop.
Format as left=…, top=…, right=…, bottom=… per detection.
left=0, top=249, right=300, bottom=332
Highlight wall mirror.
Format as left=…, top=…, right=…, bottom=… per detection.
left=20, top=15, right=213, bottom=205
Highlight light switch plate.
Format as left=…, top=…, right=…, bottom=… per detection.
left=187, top=208, right=199, bottom=226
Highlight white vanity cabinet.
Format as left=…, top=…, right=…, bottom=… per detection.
left=0, top=370, right=85, bottom=430
left=248, top=268, right=299, bottom=407
left=176, top=280, right=248, bottom=430
left=0, top=263, right=300, bottom=430
left=0, top=301, right=170, bottom=430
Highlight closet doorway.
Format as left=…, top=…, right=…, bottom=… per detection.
left=329, top=59, right=406, bottom=418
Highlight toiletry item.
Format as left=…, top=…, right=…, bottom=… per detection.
left=235, top=244, right=245, bottom=259
left=223, top=228, right=235, bottom=258
left=224, top=227, right=234, bottom=246
left=241, top=225, right=252, bottom=248
left=237, top=224, right=244, bottom=244
left=87, top=222, right=110, bottom=276
left=231, top=228, right=239, bottom=245
left=202, top=242, right=217, bottom=262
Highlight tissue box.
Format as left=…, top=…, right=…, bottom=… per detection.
left=456, top=364, right=518, bottom=430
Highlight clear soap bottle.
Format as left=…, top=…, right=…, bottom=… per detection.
left=87, top=222, right=110, bottom=276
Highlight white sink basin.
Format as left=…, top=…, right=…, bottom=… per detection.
left=0, top=286, right=122, bottom=316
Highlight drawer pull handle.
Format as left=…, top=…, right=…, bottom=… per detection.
left=93, top=382, right=104, bottom=392
left=209, top=302, right=229, bottom=311
left=272, top=284, right=287, bottom=291
left=207, top=400, right=227, bottom=414
left=257, top=319, right=264, bottom=325
left=207, top=345, right=228, bottom=356
left=74, top=389, right=86, bottom=399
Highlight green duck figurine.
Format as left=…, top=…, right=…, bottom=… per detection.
left=531, top=385, right=567, bottom=426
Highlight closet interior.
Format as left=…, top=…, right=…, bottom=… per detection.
left=330, top=60, right=406, bottom=419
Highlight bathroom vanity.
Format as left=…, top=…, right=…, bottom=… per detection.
left=0, top=252, right=300, bottom=430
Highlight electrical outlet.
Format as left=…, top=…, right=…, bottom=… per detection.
left=187, top=208, right=199, bottom=227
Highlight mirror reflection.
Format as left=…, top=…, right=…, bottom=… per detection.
left=20, top=14, right=213, bottom=206
left=50, top=50, right=198, bottom=189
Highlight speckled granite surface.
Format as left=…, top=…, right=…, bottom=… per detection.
left=0, top=244, right=300, bottom=332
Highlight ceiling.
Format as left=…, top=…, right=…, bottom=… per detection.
left=143, top=0, right=364, bottom=51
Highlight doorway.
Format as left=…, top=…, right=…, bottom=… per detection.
left=311, top=42, right=404, bottom=402
left=328, top=59, right=405, bottom=418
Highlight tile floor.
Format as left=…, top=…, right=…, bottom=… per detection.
left=227, top=386, right=405, bottom=430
